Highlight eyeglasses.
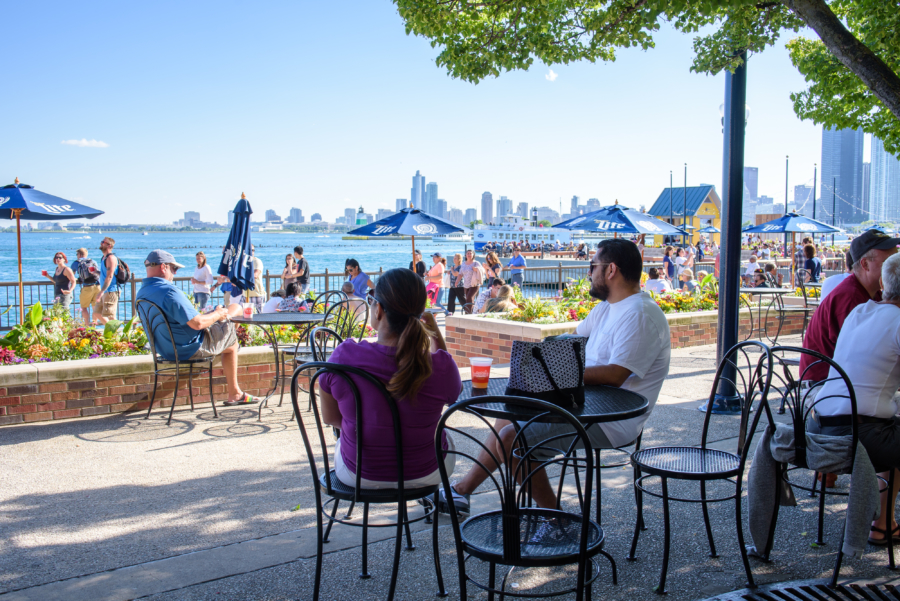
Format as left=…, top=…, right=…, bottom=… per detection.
left=588, top=262, right=611, bottom=274
left=366, top=294, right=380, bottom=308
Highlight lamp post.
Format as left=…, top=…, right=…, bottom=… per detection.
left=785, top=155, right=789, bottom=263
left=683, top=163, right=688, bottom=247
left=812, top=163, right=817, bottom=221
left=669, top=171, right=674, bottom=244
left=832, top=177, right=836, bottom=247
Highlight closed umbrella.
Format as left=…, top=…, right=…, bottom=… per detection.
left=0, top=178, right=104, bottom=323
left=217, top=194, right=255, bottom=292
left=347, top=207, right=465, bottom=269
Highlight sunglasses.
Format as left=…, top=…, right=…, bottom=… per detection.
left=588, top=262, right=611, bottom=274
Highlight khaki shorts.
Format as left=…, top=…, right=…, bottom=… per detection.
left=190, top=320, right=238, bottom=360
left=95, top=290, right=119, bottom=320
left=80, top=285, right=101, bottom=309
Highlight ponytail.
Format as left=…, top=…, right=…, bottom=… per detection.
left=375, top=268, right=432, bottom=403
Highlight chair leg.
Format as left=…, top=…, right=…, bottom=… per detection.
left=145, top=372, right=159, bottom=419
left=627, top=480, right=643, bottom=561
left=359, top=503, right=371, bottom=579
left=735, top=483, right=755, bottom=589
left=700, top=480, right=718, bottom=557
left=488, top=562, right=496, bottom=601
left=387, top=503, right=404, bottom=601
left=208, top=362, right=217, bottom=418
left=403, top=503, right=415, bottom=551
left=598, top=549, right=618, bottom=585
left=323, top=499, right=340, bottom=543
left=596, top=448, right=603, bottom=526
left=656, top=477, right=671, bottom=595
left=314, top=499, right=325, bottom=601
left=166, top=371, right=180, bottom=426
left=278, top=353, right=287, bottom=408
left=816, top=474, right=827, bottom=546
left=888, top=470, right=897, bottom=570
left=809, top=471, right=819, bottom=497
left=431, top=493, right=447, bottom=597
left=187, top=364, right=195, bottom=411
left=344, top=500, right=356, bottom=520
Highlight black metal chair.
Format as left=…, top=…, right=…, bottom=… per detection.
left=136, top=299, right=217, bottom=426
left=312, top=289, right=347, bottom=313
left=764, top=346, right=893, bottom=585
left=289, top=362, right=445, bottom=601
left=629, top=341, right=774, bottom=594
left=436, top=396, right=606, bottom=601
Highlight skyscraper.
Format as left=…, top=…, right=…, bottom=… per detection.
left=448, top=207, right=464, bottom=224
left=344, top=208, right=356, bottom=225
left=481, top=192, right=493, bottom=224
left=425, top=182, right=438, bottom=214
left=496, top=196, right=513, bottom=217
left=288, top=208, right=304, bottom=223
left=376, top=208, right=394, bottom=221
left=396, top=198, right=408, bottom=212
left=265, top=209, right=281, bottom=222
left=464, top=208, right=477, bottom=224
left=516, top=202, right=529, bottom=218
left=586, top=198, right=601, bottom=210
left=870, top=136, right=900, bottom=221
left=862, top=162, right=871, bottom=217
left=227, top=210, right=234, bottom=227
left=742, top=167, right=759, bottom=201
left=821, top=126, right=865, bottom=223
left=570, top=196, right=579, bottom=214
left=311, top=213, right=322, bottom=222
left=436, top=199, right=447, bottom=219
left=794, top=185, right=814, bottom=217
left=184, top=211, right=200, bottom=225
left=410, top=170, right=426, bottom=210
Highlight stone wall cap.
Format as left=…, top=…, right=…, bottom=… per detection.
left=0, top=363, right=40, bottom=386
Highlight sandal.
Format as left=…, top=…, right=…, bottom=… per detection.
left=867, top=524, right=900, bottom=546
left=222, top=392, right=256, bottom=406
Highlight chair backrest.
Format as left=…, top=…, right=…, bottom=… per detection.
left=309, top=326, right=343, bottom=362
left=769, top=346, right=859, bottom=470
left=795, top=269, right=811, bottom=304
left=135, top=299, right=180, bottom=365
left=701, top=341, right=774, bottom=461
left=325, top=299, right=369, bottom=341
left=289, top=362, right=413, bottom=502
left=435, top=396, right=595, bottom=563
left=313, top=290, right=348, bottom=313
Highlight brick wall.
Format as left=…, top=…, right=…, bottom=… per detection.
left=0, top=347, right=293, bottom=426
left=446, top=309, right=809, bottom=367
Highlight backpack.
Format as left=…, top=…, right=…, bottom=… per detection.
left=107, top=253, right=131, bottom=286
left=76, top=258, right=101, bottom=285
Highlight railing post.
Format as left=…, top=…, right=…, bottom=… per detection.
left=265, top=269, right=270, bottom=294
left=325, top=268, right=329, bottom=292
left=130, top=275, right=137, bottom=320
left=558, top=262, right=563, bottom=291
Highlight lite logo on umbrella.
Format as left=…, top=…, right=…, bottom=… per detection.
left=30, top=202, right=75, bottom=214
left=591, top=220, right=627, bottom=230
left=413, top=224, right=438, bottom=234
left=373, top=225, right=398, bottom=235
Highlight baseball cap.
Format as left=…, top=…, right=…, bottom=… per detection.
left=850, top=230, right=900, bottom=263
left=144, top=250, right=185, bottom=270
left=431, top=252, right=442, bottom=258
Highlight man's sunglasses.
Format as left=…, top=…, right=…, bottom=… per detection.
left=588, top=262, right=611, bottom=274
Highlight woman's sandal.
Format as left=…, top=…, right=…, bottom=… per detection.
left=222, top=392, right=256, bottom=406
left=867, top=524, right=900, bottom=546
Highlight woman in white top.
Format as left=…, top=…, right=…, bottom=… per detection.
left=674, top=248, right=688, bottom=289
left=190, top=252, right=215, bottom=310
left=810, top=252, right=900, bottom=544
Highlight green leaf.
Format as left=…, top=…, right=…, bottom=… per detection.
left=29, top=302, right=43, bottom=328
left=104, top=320, right=123, bottom=339
left=289, top=504, right=301, bottom=512
left=123, top=315, right=137, bottom=337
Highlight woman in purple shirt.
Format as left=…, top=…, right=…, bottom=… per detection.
left=319, top=268, right=461, bottom=489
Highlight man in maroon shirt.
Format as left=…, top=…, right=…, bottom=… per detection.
left=801, top=230, right=899, bottom=382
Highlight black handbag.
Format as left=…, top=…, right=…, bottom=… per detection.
left=505, top=338, right=586, bottom=409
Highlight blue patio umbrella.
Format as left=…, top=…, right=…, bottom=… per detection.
left=744, top=213, right=842, bottom=285
left=217, top=193, right=256, bottom=291
left=0, top=178, right=105, bottom=323
left=552, top=203, right=687, bottom=237
left=865, top=224, right=888, bottom=233
left=348, top=207, right=465, bottom=269
left=697, top=225, right=720, bottom=234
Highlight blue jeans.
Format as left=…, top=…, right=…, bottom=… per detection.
left=194, top=292, right=210, bottom=309
left=510, top=273, right=524, bottom=287
left=433, top=287, right=445, bottom=308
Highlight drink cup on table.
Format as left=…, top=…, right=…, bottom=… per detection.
left=470, top=357, right=493, bottom=389
left=243, top=304, right=254, bottom=319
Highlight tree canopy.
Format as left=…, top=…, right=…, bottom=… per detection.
left=395, top=0, right=900, bottom=155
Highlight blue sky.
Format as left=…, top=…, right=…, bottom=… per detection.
left=4, top=1, right=834, bottom=225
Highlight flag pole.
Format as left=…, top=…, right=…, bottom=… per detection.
left=14, top=209, right=24, bottom=324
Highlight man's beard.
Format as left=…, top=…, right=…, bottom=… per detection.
left=590, top=276, right=610, bottom=301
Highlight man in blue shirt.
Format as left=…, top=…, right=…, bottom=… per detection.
left=506, top=248, right=527, bottom=287
left=136, top=250, right=255, bottom=406
left=96, top=237, right=120, bottom=325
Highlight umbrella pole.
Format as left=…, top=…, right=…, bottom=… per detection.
left=15, top=210, right=24, bottom=325
left=411, top=235, right=416, bottom=272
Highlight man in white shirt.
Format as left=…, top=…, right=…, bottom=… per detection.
left=810, top=252, right=900, bottom=543
left=644, top=267, right=672, bottom=295
left=820, top=249, right=853, bottom=301
left=441, top=239, right=671, bottom=513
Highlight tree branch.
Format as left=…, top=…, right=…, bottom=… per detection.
left=783, top=0, right=900, bottom=122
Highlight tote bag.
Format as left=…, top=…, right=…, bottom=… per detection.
left=505, top=337, right=587, bottom=409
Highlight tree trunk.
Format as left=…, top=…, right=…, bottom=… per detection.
left=783, top=0, right=900, bottom=122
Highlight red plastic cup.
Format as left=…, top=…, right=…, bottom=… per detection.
left=243, top=305, right=253, bottom=319
left=470, top=357, right=493, bottom=389
left=41, top=270, right=48, bottom=277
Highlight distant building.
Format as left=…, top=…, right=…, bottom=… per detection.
left=344, top=208, right=356, bottom=225
left=862, top=162, right=871, bottom=216
left=821, top=126, right=865, bottom=223
left=265, top=209, right=282, bottom=222
left=184, top=211, right=201, bottom=227
left=586, top=198, right=601, bottom=210
left=227, top=211, right=235, bottom=227
left=436, top=199, right=448, bottom=219
left=288, top=208, right=304, bottom=224
left=335, top=216, right=346, bottom=225
left=481, top=192, right=494, bottom=224
left=464, top=208, right=477, bottom=224
left=516, top=202, right=529, bottom=218
left=396, top=198, right=408, bottom=212
left=647, top=185, right=722, bottom=245
left=411, top=170, right=426, bottom=210
left=355, top=206, right=368, bottom=226
left=425, top=182, right=439, bottom=214
left=533, top=207, right=560, bottom=223
left=448, top=207, right=464, bottom=224
left=376, top=208, right=394, bottom=221
left=570, top=196, right=579, bottom=214
left=311, top=213, right=323, bottom=222
left=743, top=167, right=759, bottom=201
left=794, top=185, right=814, bottom=217
left=870, top=136, right=900, bottom=221
left=496, top=196, right=513, bottom=217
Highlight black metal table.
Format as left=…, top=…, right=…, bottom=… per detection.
left=232, top=313, right=327, bottom=420
left=740, top=287, right=792, bottom=344
left=457, top=377, right=649, bottom=424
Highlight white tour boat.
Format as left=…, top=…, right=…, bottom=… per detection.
left=473, top=215, right=572, bottom=251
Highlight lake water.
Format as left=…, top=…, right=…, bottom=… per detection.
left=0, top=232, right=470, bottom=283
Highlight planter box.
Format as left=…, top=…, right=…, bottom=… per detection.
left=0, top=346, right=288, bottom=426
left=446, top=307, right=809, bottom=367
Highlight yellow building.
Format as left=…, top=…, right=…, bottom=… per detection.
left=646, top=185, right=722, bottom=246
